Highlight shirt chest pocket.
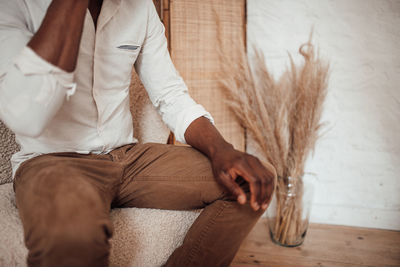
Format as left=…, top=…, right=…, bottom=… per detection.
left=96, top=44, right=141, bottom=90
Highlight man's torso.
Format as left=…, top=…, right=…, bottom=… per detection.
left=10, top=0, right=151, bottom=175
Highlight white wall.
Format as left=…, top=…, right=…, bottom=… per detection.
left=247, top=0, right=400, bottom=230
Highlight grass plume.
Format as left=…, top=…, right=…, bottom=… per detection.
left=218, top=30, right=329, bottom=245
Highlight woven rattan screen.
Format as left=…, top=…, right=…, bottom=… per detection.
left=168, top=0, right=246, bottom=151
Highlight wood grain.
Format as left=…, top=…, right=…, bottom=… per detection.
left=152, top=0, right=162, bottom=18
left=231, top=218, right=400, bottom=267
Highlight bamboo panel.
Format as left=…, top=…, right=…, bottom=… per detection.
left=169, top=0, right=246, bottom=151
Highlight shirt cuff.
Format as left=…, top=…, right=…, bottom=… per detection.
left=174, top=103, right=215, bottom=144
left=14, top=46, right=77, bottom=100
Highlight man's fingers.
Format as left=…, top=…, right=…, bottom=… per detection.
left=260, top=177, right=267, bottom=209
left=259, top=160, right=277, bottom=209
left=250, top=163, right=266, bottom=207
left=219, top=171, right=247, bottom=204
left=247, top=158, right=275, bottom=209
left=261, top=174, right=275, bottom=209
left=233, top=164, right=261, bottom=211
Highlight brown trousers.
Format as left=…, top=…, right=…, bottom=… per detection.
left=13, top=142, right=266, bottom=267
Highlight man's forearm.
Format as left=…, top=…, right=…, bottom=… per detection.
left=184, top=116, right=276, bottom=211
left=184, top=116, right=233, bottom=158
left=28, top=0, right=89, bottom=72
left=0, top=0, right=88, bottom=137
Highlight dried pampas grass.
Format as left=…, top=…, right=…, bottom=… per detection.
left=218, top=31, right=329, bottom=245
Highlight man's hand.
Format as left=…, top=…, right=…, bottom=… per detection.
left=184, top=116, right=277, bottom=211
left=209, top=143, right=276, bottom=211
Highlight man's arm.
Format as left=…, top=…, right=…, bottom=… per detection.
left=184, top=116, right=276, bottom=211
left=28, top=0, right=89, bottom=72
left=134, top=0, right=215, bottom=144
left=0, top=0, right=88, bottom=137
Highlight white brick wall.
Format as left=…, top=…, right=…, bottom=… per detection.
left=247, top=0, right=400, bottom=230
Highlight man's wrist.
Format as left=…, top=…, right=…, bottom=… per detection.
left=207, top=139, right=234, bottom=159
left=184, top=116, right=235, bottom=159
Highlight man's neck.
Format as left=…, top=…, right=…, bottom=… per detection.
left=88, top=0, right=103, bottom=30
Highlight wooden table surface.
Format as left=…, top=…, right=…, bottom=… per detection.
left=231, top=218, right=400, bottom=267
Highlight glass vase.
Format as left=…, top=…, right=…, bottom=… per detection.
left=266, top=173, right=315, bottom=247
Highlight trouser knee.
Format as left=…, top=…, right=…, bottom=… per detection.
left=27, top=221, right=112, bottom=267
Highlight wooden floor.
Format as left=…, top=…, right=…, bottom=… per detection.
left=231, top=218, right=400, bottom=267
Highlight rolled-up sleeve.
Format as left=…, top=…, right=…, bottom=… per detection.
left=134, top=0, right=214, bottom=144
left=0, top=2, right=77, bottom=138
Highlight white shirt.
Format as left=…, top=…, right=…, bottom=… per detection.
left=0, top=0, right=214, bottom=179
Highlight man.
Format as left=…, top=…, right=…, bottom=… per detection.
left=0, top=0, right=276, bottom=266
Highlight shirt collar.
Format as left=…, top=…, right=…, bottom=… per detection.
left=37, top=0, right=122, bottom=32
left=97, top=0, right=122, bottom=32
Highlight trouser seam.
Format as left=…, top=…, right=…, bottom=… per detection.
left=184, top=200, right=228, bottom=266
